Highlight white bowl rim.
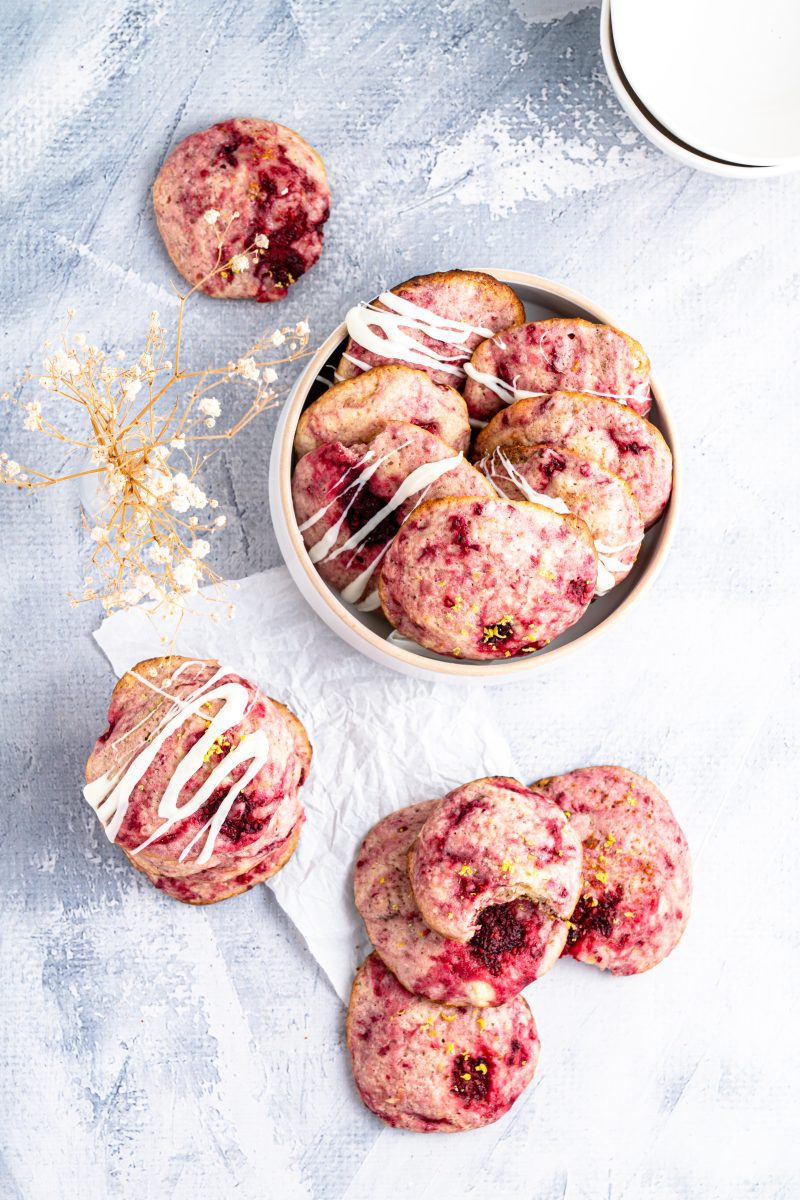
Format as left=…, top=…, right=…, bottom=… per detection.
left=270, top=268, right=680, bottom=680
left=600, top=0, right=800, bottom=179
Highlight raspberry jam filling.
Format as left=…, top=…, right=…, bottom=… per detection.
left=468, top=903, right=528, bottom=976
left=451, top=1054, right=491, bottom=1103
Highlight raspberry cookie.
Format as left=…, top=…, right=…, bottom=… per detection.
left=408, top=777, right=583, bottom=941
left=355, top=800, right=566, bottom=1006
left=84, top=657, right=311, bottom=904
left=474, top=391, right=672, bottom=527
left=464, top=318, right=651, bottom=422
left=337, top=269, right=525, bottom=388
left=346, top=953, right=539, bottom=1132
left=378, top=496, right=597, bottom=660
left=292, top=423, right=495, bottom=609
left=294, top=365, right=470, bottom=457
left=153, top=118, right=330, bottom=301
left=536, top=766, right=691, bottom=974
left=477, top=444, right=645, bottom=593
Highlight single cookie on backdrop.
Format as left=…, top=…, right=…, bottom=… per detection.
left=84, top=657, right=311, bottom=904
left=292, top=422, right=495, bottom=610
left=354, top=800, right=566, bottom=1006
left=153, top=118, right=330, bottom=301
left=407, top=777, right=583, bottom=942
left=336, top=269, right=525, bottom=389
left=346, top=953, right=539, bottom=1132
left=535, top=766, right=691, bottom=974
left=294, top=364, right=471, bottom=457
left=477, top=443, right=645, bottom=594
left=464, top=318, right=652, bottom=422
left=474, top=391, right=672, bottom=528
left=378, top=496, right=597, bottom=660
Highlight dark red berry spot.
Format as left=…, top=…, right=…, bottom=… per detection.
left=451, top=1054, right=491, bottom=1103
left=468, top=904, right=528, bottom=975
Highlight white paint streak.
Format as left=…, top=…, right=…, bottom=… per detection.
left=427, top=109, right=654, bottom=216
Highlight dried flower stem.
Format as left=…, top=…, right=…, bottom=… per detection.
left=1, top=217, right=312, bottom=622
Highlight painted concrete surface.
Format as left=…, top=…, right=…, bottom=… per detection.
left=1, top=1, right=799, bottom=1197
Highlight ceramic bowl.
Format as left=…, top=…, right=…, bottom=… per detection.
left=268, top=269, right=680, bottom=681
left=601, top=0, right=797, bottom=179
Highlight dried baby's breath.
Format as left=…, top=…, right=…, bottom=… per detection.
left=1, top=217, right=311, bottom=623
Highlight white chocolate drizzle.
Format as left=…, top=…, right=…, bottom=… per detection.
left=301, top=445, right=463, bottom=605
left=344, top=292, right=493, bottom=380
left=480, top=449, right=642, bottom=596
left=83, top=662, right=270, bottom=866
left=464, top=361, right=644, bottom=408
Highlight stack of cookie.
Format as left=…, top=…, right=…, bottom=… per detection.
left=291, top=269, right=673, bottom=661
left=346, top=767, right=691, bottom=1132
left=84, top=657, right=312, bottom=904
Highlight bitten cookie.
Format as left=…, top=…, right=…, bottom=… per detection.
left=408, top=777, right=583, bottom=941
left=153, top=118, right=330, bottom=301
left=292, top=422, right=495, bottom=608
left=535, top=766, right=691, bottom=974
left=378, top=496, right=597, bottom=660
left=355, top=800, right=566, bottom=1006
left=464, top=318, right=652, bottom=422
left=337, top=269, right=525, bottom=388
left=346, top=953, right=539, bottom=1132
left=477, top=443, right=645, bottom=593
left=474, top=391, right=672, bottom=527
left=84, top=657, right=311, bottom=904
left=294, top=365, right=471, bottom=457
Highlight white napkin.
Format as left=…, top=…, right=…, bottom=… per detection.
left=93, top=566, right=515, bottom=1002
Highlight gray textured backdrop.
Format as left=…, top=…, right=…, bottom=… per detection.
left=1, top=2, right=799, bottom=1198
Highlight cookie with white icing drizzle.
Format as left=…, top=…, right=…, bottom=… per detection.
left=477, top=443, right=644, bottom=595
left=336, top=269, right=524, bottom=389
left=292, top=422, right=496, bottom=610
left=84, top=656, right=311, bottom=904
left=474, top=391, right=672, bottom=528
left=294, top=364, right=471, bottom=457
left=464, top=318, right=651, bottom=423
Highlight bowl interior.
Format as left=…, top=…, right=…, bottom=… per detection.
left=275, top=269, right=678, bottom=678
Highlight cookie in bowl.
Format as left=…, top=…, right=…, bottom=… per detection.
left=477, top=443, right=644, bottom=594
left=292, top=422, right=495, bottom=610
left=535, top=766, right=692, bottom=974
left=378, top=496, right=597, bottom=660
left=337, top=269, right=525, bottom=388
left=474, top=390, right=672, bottom=528
left=346, top=953, right=539, bottom=1132
left=153, top=118, right=330, bottom=301
left=354, top=799, right=566, bottom=1007
left=84, top=656, right=311, bottom=904
left=294, top=364, right=471, bottom=457
left=464, top=317, right=652, bottom=422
